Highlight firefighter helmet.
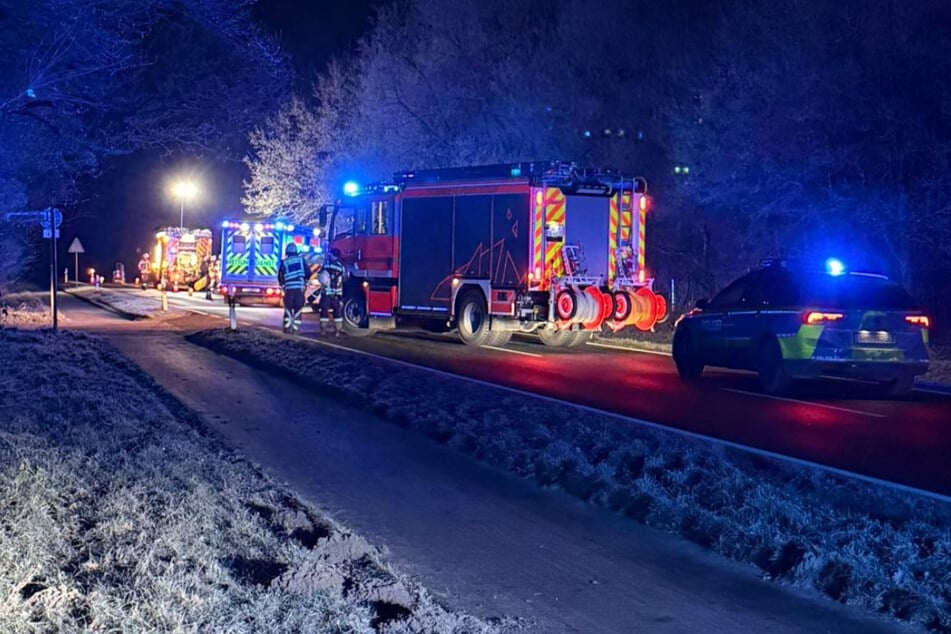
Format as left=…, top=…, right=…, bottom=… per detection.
left=285, top=243, right=298, bottom=256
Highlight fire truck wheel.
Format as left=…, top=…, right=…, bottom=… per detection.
left=485, top=330, right=512, bottom=347
left=538, top=328, right=590, bottom=348
left=457, top=292, right=493, bottom=347
left=341, top=294, right=372, bottom=336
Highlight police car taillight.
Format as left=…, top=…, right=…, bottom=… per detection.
left=803, top=311, right=845, bottom=325
left=905, top=315, right=930, bottom=329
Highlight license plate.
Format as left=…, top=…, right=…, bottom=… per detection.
left=855, top=330, right=893, bottom=344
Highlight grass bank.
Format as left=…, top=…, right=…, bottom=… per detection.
left=190, top=327, right=951, bottom=633
left=0, top=324, right=493, bottom=633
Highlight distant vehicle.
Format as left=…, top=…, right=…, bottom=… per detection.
left=153, top=227, right=214, bottom=292
left=318, top=161, right=667, bottom=345
left=671, top=259, right=931, bottom=396
left=219, top=219, right=321, bottom=305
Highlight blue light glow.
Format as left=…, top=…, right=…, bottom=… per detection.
left=221, top=220, right=230, bottom=228
left=825, top=258, right=845, bottom=276
left=343, top=181, right=360, bottom=196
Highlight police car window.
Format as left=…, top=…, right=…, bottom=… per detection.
left=801, top=275, right=916, bottom=310
left=757, top=273, right=800, bottom=306
left=233, top=235, right=247, bottom=254
left=708, top=278, right=747, bottom=308
left=259, top=236, right=275, bottom=255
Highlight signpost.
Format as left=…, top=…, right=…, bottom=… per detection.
left=67, top=237, right=85, bottom=286
left=4, top=207, right=63, bottom=331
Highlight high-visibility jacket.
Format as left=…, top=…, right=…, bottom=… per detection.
left=322, top=259, right=346, bottom=296
left=278, top=255, right=309, bottom=291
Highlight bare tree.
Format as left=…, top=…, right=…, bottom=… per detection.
left=0, top=0, right=289, bottom=285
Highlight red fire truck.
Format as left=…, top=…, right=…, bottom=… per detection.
left=320, top=162, right=667, bottom=346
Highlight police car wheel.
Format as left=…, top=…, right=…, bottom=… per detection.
left=757, top=338, right=791, bottom=394
left=673, top=331, right=703, bottom=380
left=883, top=373, right=915, bottom=398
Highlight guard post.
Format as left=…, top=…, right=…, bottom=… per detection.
left=227, top=287, right=238, bottom=331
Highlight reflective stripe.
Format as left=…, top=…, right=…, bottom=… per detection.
left=282, top=256, right=306, bottom=290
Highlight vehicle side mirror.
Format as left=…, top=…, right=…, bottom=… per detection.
left=695, top=298, right=710, bottom=310
left=318, top=204, right=334, bottom=227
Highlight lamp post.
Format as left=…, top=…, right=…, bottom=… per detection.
left=171, top=180, right=198, bottom=229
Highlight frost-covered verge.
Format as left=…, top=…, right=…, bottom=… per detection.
left=0, top=327, right=494, bottom=633
left=191, top=327, right=951, bottom=633
left=66, top=285, right=179, bottom=320
left=0, top=291, right=50, bottom=328
left=922, top=345, right=951, bottom=386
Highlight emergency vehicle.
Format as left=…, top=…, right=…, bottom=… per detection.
left=153, top=227, right=213, bottom=292
left=672, top=259, right=931, bottom=396
left=319, top=161, right=667, bottom=346
left=219, top=219, right=321, bottom=305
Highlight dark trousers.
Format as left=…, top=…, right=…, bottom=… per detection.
left=283, top=288, right=305, bottom=313
left=319, top=294, right=341, bottom=322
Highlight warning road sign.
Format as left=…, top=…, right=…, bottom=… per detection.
left=67, top=237, right=85, bottom=254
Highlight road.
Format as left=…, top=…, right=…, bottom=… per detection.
left=154, top=288, right=951, bottom=498
left=57, top=293, right=914, bottom=633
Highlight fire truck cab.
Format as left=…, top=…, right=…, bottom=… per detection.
left=320, top=162, right=666, bottom=346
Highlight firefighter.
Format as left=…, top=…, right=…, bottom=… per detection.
left=209, top=255, right=220, bottom=295
left=317, top=248, right=346, bottom=336
left=137, top=253, right=151, bottom=289
left=200, top=255, right=213, bottom=300
left=278, top=243, right=311, bottom=333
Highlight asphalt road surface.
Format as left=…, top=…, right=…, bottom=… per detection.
left=57, top=293, right=915, bottom=633
left=154, top=288, right=951, bottom=499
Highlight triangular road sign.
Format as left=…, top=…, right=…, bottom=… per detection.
left=67, top=237, right=85, bottom=254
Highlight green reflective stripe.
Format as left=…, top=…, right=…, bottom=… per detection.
left=778, top=325, right=822, bottom=360
left=225, top=232, right=250, bottom=275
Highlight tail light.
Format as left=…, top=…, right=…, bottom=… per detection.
left=639, top=195, right=648, bottom=212
left=905, top=315, right=930, bottom=329
left=803, top=311, right=845, bottom=325
left=638, top=269, right=646, bottom=284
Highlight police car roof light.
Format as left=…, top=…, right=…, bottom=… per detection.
left=825, top=258, right=845, bottom=276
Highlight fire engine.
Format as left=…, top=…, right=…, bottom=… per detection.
left=319, top=162, right=667, bottom=346
left=219, top=219, right=321, bottom=304
left=153, top=227, right=213, bottom=292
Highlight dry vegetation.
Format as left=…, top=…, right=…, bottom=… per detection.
left=190, top=327, right=951, bottom=633
left=0, top=322, right=494, bottom=633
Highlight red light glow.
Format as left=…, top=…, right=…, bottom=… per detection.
left=803, top=311, right=845, bottom=325
left=905, top=315, right=930, bottom=328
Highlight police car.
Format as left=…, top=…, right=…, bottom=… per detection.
left=671, top=259, right=931, bottom=396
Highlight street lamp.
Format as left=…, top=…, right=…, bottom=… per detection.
left=171, top=180, right=198, bottom=229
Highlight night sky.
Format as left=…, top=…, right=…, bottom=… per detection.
left=63, top=0, right=376, bottom=280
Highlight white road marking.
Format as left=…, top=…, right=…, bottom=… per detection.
left=586, top=341, right=672, bottom=356
left=720, top=388, right=887, bottom=418
left=913, top=386, right=951, bottom=396
left=482, top=345, right=542, bottom=357
left=282, top=331, right=951, bottom=505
